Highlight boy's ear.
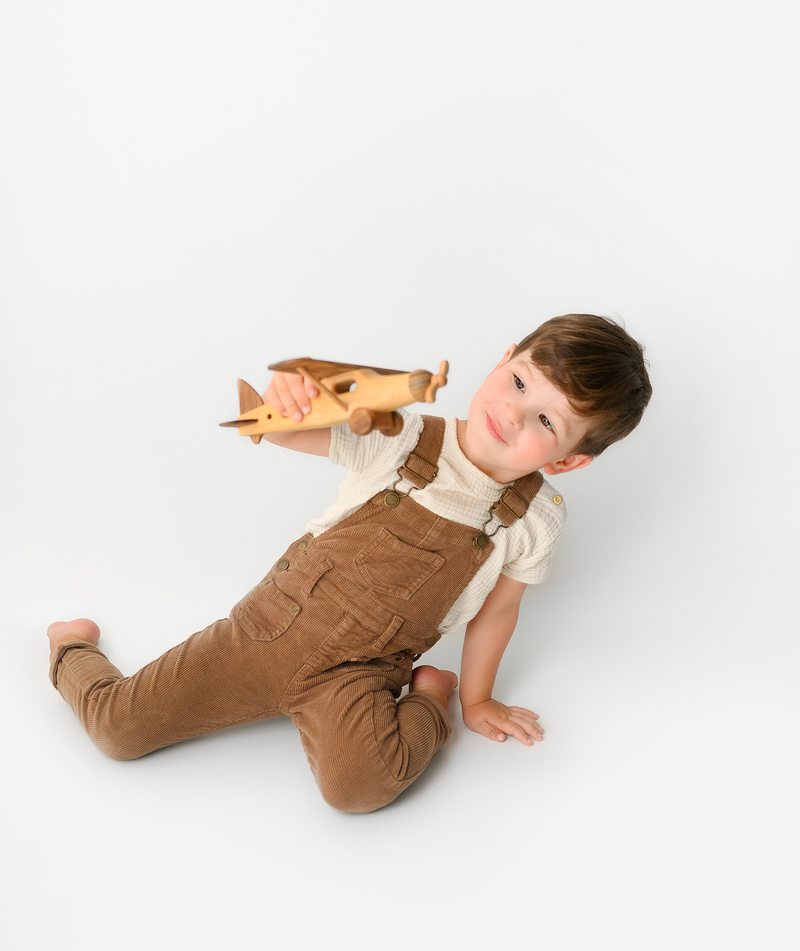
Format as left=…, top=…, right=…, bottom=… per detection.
left=543, top=454, right=593, bottom=476
left=494, top=344, right=518, bottom=370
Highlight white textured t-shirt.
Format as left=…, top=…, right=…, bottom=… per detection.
left=305, top=410, right=567, bottom=634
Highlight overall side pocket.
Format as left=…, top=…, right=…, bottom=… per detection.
left=231, top=551, right=334, bottom=642
left=231, top=578, right=301, bottom=642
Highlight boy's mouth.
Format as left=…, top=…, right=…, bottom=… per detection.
left=485, top=413, right=506, bottom=444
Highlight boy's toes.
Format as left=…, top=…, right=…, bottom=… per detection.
left=47, top=618, right=101, bottom=654
left=410, top=665, right=458, bottom=707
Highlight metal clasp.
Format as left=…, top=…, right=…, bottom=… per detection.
left=398, top=449, right=439, bottom=487
left=473, top=485, right=526, bottom=547
left=491, top=485, right=528, bottom=525
left=472, top=516, right=506, bottom=549
left=385, top=449, right=440, bottom=506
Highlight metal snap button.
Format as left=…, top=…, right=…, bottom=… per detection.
left=384, top=492, right=400, bottom=508
left=295, top=540, right=308, bottom=552
left=424, top=636, right=437, bottom=647
left=291, top=604, right=298, bottom=613
left=473, top=534, right=489, bottom=549
left=276, top=558, right=289, bottom=571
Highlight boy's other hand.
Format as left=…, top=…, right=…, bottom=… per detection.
left=462, top=698, right=545, bottom=746
left=264, top=372, right=320, bottom=423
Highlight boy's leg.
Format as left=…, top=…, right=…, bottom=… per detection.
left=289, top=661, right=457, bottom=814
left=48, top=617, right=286, bottom=760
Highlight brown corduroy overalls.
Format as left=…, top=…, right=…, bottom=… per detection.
left=50, top=416, right=543, bottom=813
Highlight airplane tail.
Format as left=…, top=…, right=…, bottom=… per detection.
left=219, top=379, right=264, bottom=443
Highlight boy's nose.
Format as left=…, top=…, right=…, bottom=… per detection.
left=503, top=401, right=523, bottom=429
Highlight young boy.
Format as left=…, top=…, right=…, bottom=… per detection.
left=47, top=314, right=651, bottom=813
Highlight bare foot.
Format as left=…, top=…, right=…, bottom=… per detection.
left=409, top=664, right=458, bottom=709
left=47, top=618, right=101, bottom=659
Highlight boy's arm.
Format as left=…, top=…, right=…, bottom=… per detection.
left=459, top=573, right=545, bottom=745
left=258, top=372, right=332, bottom=456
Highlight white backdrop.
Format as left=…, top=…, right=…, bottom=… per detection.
left=2, top=2, right=797, bottom=949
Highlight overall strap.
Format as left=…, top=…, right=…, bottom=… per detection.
left=489, top=470, right=545, bottom=527
left=394, top=415, right=446, bottom=490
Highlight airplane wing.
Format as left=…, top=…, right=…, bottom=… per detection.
left=267, top=357, right=406, bottom=378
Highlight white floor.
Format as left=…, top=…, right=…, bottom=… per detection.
left=2, top=4, right=797, bottom=949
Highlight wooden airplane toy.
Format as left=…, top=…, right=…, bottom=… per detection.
left=220, top=357, right=449, bottom=442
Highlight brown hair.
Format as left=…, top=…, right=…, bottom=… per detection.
left=516, top=314, right=652, bottom=456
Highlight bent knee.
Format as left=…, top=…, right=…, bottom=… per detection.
left=321, top=786, right=397, bottom=814
left=90, top=731, right=151, bottom=762
left=317, top=771, right=404, bottom=814
left=102, top=745, right=144, bottom=762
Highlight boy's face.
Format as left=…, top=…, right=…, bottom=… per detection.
left=457, top=345, right=594, bottom=484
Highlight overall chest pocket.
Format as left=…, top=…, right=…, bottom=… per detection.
left=353, top=526, right=445, bottom=601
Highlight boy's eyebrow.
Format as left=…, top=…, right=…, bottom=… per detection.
left=548, top=407, right=571, bottom=438
left=516, top=360, right=571, bottom=437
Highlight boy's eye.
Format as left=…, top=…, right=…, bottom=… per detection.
left=540, top=414, right=553, bottom=431
left=513, top=374, right=525, bottom=392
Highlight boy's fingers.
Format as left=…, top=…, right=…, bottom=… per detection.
left=517, top=718, right=545, bottom=739
left=485, top=714, right=534, bottom=746
left=510, top=724, right=536, bottom=745
left=263, top=373, right=319, bottom=423
left=507, top=707, right=544, bottom=734
left=496, top=723, right=533, bottom=745
left=287, top=376, right=316, bottom=416
left=482, top=721, right=506, bottom=742
left=506, top=713, right=545, bottom=743
left=478, top=719, right=506, bottom=742
left=271, top=374, right=311, bottom=421
left=512, top=712, right=544, bottom=732
left=270, top=380, right=292, bottom=419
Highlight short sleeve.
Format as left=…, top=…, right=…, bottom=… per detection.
left=501, top=491, right=568, bottom=585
